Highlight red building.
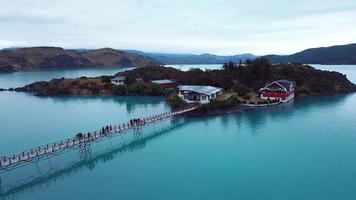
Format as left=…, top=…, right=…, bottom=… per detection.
left=259, top=79, right=296, bottom=102
left=151, top=79, right=177, bottom=89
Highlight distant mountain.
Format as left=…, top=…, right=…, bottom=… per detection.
left=263, top=43, right=356, bottom=64
left=124, top=50, right=256, bottom=64
left=0, top=47, right=160, bottom=73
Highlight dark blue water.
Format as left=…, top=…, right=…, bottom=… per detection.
left=0, top=65, right=356, bottom=199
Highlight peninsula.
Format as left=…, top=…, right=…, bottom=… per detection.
left=14, top=59, right=356, bottom=111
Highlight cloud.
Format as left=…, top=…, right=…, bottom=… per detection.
left=0, top=14, right=65, bottom=25
left=0, top=39, right=29, bottom=48
left=0, top=0, right=355, bottom=54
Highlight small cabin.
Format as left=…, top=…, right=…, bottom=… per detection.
left=177, top=85, right=223, bottom=104
left=111, top=76, right=125, bottom=85
left=151, top=79, right=177, bottom=89
left=259, top=79, right=295, bottom=102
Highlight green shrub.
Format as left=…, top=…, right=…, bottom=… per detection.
left=125, top=83, right=163, bottom=96
left=243, top=94, right=251, bottom=100
left=233, top=84, right=250, bottom=96
left=296, top=85, right=311, bottom=95
left=111, top=83, right=163, bottom=96
left=167, top=92, right=187, bottom=109
left=199, top=96, right=241, bottom=111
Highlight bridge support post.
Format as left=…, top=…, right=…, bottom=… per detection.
left=46, top=154, right=53, bottom=170
left=79, top=143, right=91, bottom=159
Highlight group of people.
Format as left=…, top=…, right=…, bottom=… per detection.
left=75, top=125, right=113, bottom=140
left=101, top=125, right=113, bottom=134
left=129, top=118, right=146, bottom=127
left=74, top=118, right=149, bottom=140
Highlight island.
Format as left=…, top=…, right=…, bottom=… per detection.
left=13, top=59, right=356, bottom=113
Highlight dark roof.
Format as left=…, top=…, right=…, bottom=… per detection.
left=261, top=79, right=295, bottom=92
left=276, top=80, right=295, bottom=92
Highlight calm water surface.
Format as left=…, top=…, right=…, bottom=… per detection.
left=0, top=65, right=356, bottom=199
left=166, top=64, right=223, bottom=71
left=0, top=67, right=133, bottom=88
left=0, top=64, right=355, bottom=88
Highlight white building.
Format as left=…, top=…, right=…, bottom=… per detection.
left=110, top=76, right=125, bottom=85
left=177, top=85, right=223, bottom=104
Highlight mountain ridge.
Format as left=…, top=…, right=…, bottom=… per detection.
left=124, top=50, right=256, bottom=64
left=263, top=43, right=356, bottom=64
left=0, top=47, right=160, bottom=73
left=2, top=42, right=356, bottom=74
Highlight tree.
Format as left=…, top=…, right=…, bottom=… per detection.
left=167, top=92, right=186, bottom=108
left=222, top=61, right=238, bottom=71
left=124, top=74, right=136, bottom=85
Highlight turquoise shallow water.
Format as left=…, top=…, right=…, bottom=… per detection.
left=0, top=65, right=356, bottom=199
left=0, top=67, right=133, bottom=88
left=1, top=93, right=356, bottom=199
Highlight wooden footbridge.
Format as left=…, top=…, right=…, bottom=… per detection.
left=0, top=107, right=197, bottom=174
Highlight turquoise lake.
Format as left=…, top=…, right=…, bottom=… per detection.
left=0, top=65, right=356, bottom=199
left=0, top=67, right=134, bottom=89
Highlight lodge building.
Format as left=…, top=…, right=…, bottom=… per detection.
left=259, top=79, right=295, bottom=102
left=177, top=85, right=223, bottom=104
left=110, top=76, right=126, bottom=85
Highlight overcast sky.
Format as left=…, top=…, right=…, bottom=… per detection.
left=0, top=0, right=356, bottom=55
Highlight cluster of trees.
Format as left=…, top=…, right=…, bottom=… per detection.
left=197, top=96, right=241, bottom=113
left=166, top=91, right=187, bottom=109
left=112, top=83, right=163, bottom=96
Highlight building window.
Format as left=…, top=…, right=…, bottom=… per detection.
left=201, top=95, right=207, bottom=100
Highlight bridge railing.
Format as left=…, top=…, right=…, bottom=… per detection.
left=0, top=106, right=197, bottom=171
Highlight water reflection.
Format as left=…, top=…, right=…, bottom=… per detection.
left=235, top=94, right=351, bottom=134
left=33, top=95, right=166, bottom=114
left=195, top=93, right=352, bottom=136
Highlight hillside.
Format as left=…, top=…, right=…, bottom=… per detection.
left=263, top=43, right=356, bottom=64
left=125, top=50, right=256, bottom=64
left=0, top=47, right=160, bottom=73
